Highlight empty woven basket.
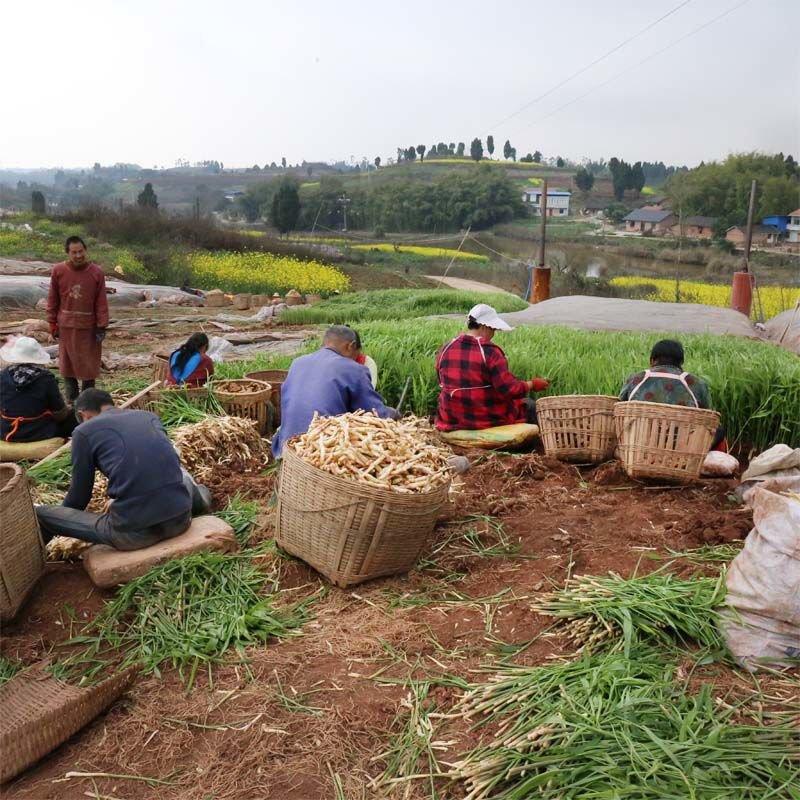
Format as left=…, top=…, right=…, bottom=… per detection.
left=213, top=379, right=272, bottom=435
left=614, top=401, right=720, bottom=484
left=0, top=661, right=134, bottom=783
left=0, top=464, right=45, bottom=623
left=276, top=447, right=450, bottom=587
left=536, top=395, right=618, bottom=463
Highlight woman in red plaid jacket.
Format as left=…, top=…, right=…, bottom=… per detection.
left=435, top=304, right=549, bottom=431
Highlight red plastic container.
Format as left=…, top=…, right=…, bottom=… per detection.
left=731, top=271, right=754, bottom=317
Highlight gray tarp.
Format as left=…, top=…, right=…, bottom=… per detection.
left=0, top=275, right=201, bottom=310
left=764, top=305, right=800, bottom=355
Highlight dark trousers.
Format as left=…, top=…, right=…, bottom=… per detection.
left=36, top=506, right=191, bottom=551
left=64, top=378, right=95, bottom=403
left=35, top=470, right=211, bottom=552
left=523, top=397, right=538, bottom=425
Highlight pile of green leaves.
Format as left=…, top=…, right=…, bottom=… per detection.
left=27, top=449, right=73, bottom=490
left=216, top=494, right=261, bottom=546
left=280, top=288, right=526, bottom=325
left=63, top=550, right=317, bottom=689
left=532, top=571, right=727, bottom=656
left=453, top=648, right=800, bottom=800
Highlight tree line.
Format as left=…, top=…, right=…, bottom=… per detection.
left=390, top=137, right=560, bottom=166
left=237, top=166, right=525, bottom=233
left=666, top=152, right=799, bottom=228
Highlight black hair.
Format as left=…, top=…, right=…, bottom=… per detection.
left=75, top=388, right=114, bottom=413
left=650, top=339, right=684, bottom=368
left=64, top=235, right=87, bottom=253
left=467, top=316, right=480, bottom=330
left=324, top=325, right=360, bottom=348
left=171, top=332, right=209, bottom=375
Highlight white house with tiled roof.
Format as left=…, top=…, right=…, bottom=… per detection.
left=787, top=209, right=800, bottom=243
left=522, top=188, right=571, bottom=216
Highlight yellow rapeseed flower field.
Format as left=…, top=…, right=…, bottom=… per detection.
left=351, top=243, right=488, bottom=261
left=610, top=276, right=799, bottom=320
left=188, top=251, right=350, bottom=295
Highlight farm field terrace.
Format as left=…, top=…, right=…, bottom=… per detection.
left=3, top=302, right=799, bottom=799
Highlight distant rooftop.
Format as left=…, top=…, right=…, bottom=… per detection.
left=682, top=216, right=717, bottom=227
left=523, top=188, right=571, bottom=196
left=624, top=208, right=674, bottom=223
left=727, top=224, right=779, bottom=234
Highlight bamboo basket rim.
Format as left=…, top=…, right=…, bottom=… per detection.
left=282, top=444, right=451, bottom=504
left=212, top=378, right=272, bottom=401
left=246, top=369, right=289, bottom=382
left=0, top=461, right=25, bottom=493
left=613, top=400, right=720, bottom=424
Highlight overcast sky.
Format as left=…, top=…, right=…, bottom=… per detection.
left=2, top=0, right=798, bottom=169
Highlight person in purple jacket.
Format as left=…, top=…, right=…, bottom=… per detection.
left=271, top=326, right=398, bottom=458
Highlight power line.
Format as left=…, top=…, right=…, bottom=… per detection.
left=490, top=0, right=693, bottom=131
left=512, top=0, right=751, bottom=136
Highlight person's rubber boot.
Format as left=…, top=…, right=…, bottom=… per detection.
left=64, top=378, right=79, bottom=404
left=181, top=468, right=212, bottom=515
left=81, top=379, right=95, bottom=394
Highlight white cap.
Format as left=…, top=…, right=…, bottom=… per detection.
left=0, top=335, right=51, bottom=366
left=467, top=303, right=513, bottom=332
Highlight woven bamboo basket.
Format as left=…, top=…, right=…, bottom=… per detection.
left=213, top=379, right=272, bottom=434
left=536, top=395, right=618, bottom=463
left=0, top=464, right=45, bottom=623
left=234, top=293, right=251, bottom=310
left=246, top=369, right=288, bottom=429
left=614, top=401, right=719, bottom=484
left=0, top=661, right=135, bottom=783
left=276, top=447, right=450, bottom=587
left=151, top=351, right=170, bottom=383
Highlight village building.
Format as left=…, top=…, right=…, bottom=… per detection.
left=670, top=216, right=717, bottom=239
left=761, top=214, right=790, bottom=235
left=787, top=209, right=800, bottom=244
left=522, top=188, right=571, bottom=216
left=725, top=224, right=781, bottom=247
left=622, top=207, right=676, bottom=234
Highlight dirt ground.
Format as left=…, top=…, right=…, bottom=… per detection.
left=2, top=442, right=765, bottom=800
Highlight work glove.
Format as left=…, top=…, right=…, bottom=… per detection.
left=49, top=324, right=59, bottom=339
left=529, top=378, right=549, bottom=392
left=95, top=328, right=106, bottom=343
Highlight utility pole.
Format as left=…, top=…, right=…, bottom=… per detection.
left=742, top=179, right=757, bottom=272
left=731, top=179, right=757, bottom=317
left=530, top=179, right=550, bottom=303
left=338, top=194, right=351, bottom=232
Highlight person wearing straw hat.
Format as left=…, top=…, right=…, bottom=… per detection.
left=435, top=304, right=549, bottom=432
left=0, top=336, right=77, bottom=443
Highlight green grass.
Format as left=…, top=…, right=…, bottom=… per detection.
left=0, top=217, right=151, bottom=281
left=280, top=289, right=525, bottom=325
left=0, top=656, right=22, bottom=687
left=210, top=321, right=800, bottom=450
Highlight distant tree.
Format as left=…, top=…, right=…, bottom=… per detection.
left=520, top=153, right=534, bottom=163
left=307, top=165, right=313, bottom=177
left=556, top=156, right=565, bottom=168
left=437, top=142, right=449, bottom=156
left=374, top=156, right=381, bottom=169
left=417, top=144, right=426, bottom=162
left=136, top=182, right=158, bottom=210
left=503, top=139, right=513, bottom=160
left=252, top=164, right=261, bottom=172
left=605, top=202, right=627, bottom=224
left=405, top=146, right=416, bottom=162
left=270, top=161, right=277, bottom=169
left=630, top=162, right=646, bottom=196
left=486, top=135, right=495, bottom=157
left=533, top=150, right=542, bottom=163
left=281, top=157, right=287, bottom=169
left=92, top=162, right=101, bottom=172
left=448, top=143, right=456, bottom=155
left=573, top=167, right=595, bottom=193
left=456, top=142, right=466, bottom=157
left=470, top=138, right=483, bottom=162
left=510, top=148, right=517, bottom=162
left=270, top=179, right=301, bottom=234
left=759, top=175, right=800, bottom=217
left=609, top=157, right=627, bottom=201
left=785, top=154, right=798, bottom=178
left=397, top=148, right=405, bottom=163
left=31, top=190, right=46, bottom=214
